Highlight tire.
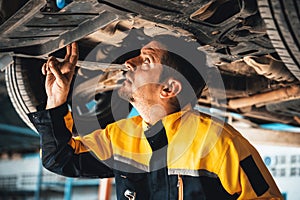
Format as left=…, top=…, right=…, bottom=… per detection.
left=5, top=57, right=46, bottom=132
left=257, top=0, right=300, bottom=80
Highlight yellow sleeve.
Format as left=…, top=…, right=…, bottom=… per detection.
left=218, top=136, right=283, bottom=200
left=67, top=127, right=113, bottom=161
left=63, top=111, right=74, bottom=133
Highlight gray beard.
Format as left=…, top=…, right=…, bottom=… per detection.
left=117, top=88, right=135, bottom=102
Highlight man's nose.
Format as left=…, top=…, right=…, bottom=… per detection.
left=125, top=60, right=135, bottom=71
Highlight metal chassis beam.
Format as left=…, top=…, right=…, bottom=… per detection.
left=0, top=0, right=119, bottom=57
left=234, top=123, right=300, bottom=147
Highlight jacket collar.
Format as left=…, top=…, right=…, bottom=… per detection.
left=141, top=104, right=194, bottom=132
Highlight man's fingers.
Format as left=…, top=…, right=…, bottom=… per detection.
left=47, top=56, right=58, bottom=68
left=64, top=42, right=78, bottom=66
left=69, top=42, right=79, bottom=65
left=48, top=60, right=65, bottom=84
left=64, top=44, right=71, bottom=62
left=41, top=63, right=47, bottom=75
left=45, top=43, right=77, bottom=82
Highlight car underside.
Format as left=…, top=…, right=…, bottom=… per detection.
left=0, top=0, right=299, bottom=131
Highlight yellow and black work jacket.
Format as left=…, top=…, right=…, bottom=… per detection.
left=28, top=104, right=283, bottom=200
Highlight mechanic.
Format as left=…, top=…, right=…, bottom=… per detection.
left=28, top=35, right=283, bottom=199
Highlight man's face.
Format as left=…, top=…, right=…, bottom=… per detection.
left=118, top=41, right=167, bottom=104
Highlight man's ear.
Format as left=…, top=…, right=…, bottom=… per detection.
left=160, top=79, right=182, bottom=99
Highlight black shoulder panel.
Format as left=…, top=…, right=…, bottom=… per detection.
left=240, top=155, right=269, bottom=196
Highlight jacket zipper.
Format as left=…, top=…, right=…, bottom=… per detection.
left=177, top=174, right=183, bottom=200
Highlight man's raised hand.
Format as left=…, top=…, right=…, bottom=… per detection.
left=42, top=42, right=79, bottom=109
